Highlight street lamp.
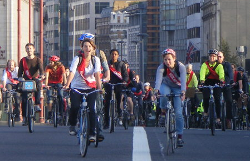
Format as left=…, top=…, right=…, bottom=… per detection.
left=70, top=4, right=76, bottom=58
left=137, top=33, right=148, bottom=83
left=117, top=40, right=125, bottom=60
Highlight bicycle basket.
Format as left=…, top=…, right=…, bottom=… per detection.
left=21, top=80, right=37, bottom=92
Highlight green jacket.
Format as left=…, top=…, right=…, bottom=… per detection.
left=200, top=61, right=224, bottom=82
left=186, top=72, right=198, bottom=88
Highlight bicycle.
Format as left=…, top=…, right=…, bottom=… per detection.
left=238, top=93, right=249, bottom=130
left=182, top=98, right=191, bottom=129
left=46, top=85, right=62, bottom=128
left=121, top=89, right=131, bottom=130
left=199, top=84, right=222, bottom=136
left=159, top=93, right=181, bottom=155
left=133, top=95, right=140, bottom=126
left=62, top=89, right=71, bottom=126
left=3, top=89, right=18, bottom=127
left=231, top=87, right=238, bottom=130
left=71, top=88, right=101, bottom=157
left=106, top=82, right=126, bottom=133
left=143, top=100, right=154, bottom=127
left=18, top=78, right=38, bottom=133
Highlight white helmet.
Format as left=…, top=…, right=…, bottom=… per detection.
left=144, top=82, right=150, bottom=86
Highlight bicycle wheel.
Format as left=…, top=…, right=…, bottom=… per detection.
left=221, top=100, right=226, bottom=131
left=209, top=101, right=215, bottom=136
left=134, top=105, right=139, bottom=126
left=53, top=100, right=58, bottom=128
left=232, top=102, right=237, bottom=130
left=94, top=117, right=99, bottom=147
left=7, top=100, right=12, bottom=127
left=109, top=100, right=115, bottom=133
left=79, top=110, right=90, bottom=157
left=122, top=110, right=128, bottom=130
left=165, top=109, right=171, bottom=155
left=170, top=112, right=176, bottom=153
left=27, top=99, right=34, bottom=133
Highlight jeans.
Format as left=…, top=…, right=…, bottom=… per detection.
left=223, top=86, right=233, bottom=119
left=160, top=83, right=184, bottom=135
left=47, top=83, right=64, bottom=114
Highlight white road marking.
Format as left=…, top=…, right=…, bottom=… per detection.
left=133, top=127, right=152, bottom=161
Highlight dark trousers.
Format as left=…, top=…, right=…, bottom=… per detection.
left=69, top=88, right=96, bottom=135
left=104, top=84, right=122, bottom=125
left=4, top=84, right=21, bottom=114
left=47, top=83, right=64, bottom=114
left=202, top=87, right=222, bottom=118
left=223, top=86, right=233, bottom=119
left=21, top=78, right=42, bottom=117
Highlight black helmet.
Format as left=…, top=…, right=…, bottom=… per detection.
left=123, top=59, right=128, bottom=64
left=237, top=67, right=245, bottom=72
left=208, top=49, right=219, bottom=55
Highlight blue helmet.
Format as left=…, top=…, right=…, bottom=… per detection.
left=237, top=66, right=245, bottom=72
left=78, top=33, right=95, bottom=41
left=208, top=49, right=219, bottom=55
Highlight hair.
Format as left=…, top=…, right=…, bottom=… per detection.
left=25, top=43, right=35, bottom=48
left=185, top=63, right=192, bottom=69
left=110, top=49, right=119, bottom=55
left=81, top=38, right=96, bottom=50
left=6, top=59, right=17, bottom=68
left=162, top=53, right=176, bottom=59
left=231, top=63, right=236, bottom=69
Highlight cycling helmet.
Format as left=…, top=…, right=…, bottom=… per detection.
left=49, top=55, right=60, bottom=62
left=208, top=49, right=219, bottom=55
left=78, top=33, right=95, bottom=41
left=144, top=82, right=150, bottom=86
left=161, top=48, right=176, bottom=57
left=237, top=66, right=245, bottom=72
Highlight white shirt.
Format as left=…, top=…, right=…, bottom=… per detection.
left=70, top=55, right=101, bottom=89
left=2, top=67, right=19, bottom=84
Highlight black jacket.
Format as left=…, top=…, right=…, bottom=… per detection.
left=109, top=60, right=129, bottom=84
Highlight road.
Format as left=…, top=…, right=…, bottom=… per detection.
left=0, top=122, right=249, bottom=161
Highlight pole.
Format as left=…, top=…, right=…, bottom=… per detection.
left=40, top=0, right=44, bottom=123
left=141, top=38, right=144, bottom=82
left=135, top=42, right=137, bottom=73
left=29, top=0, right=32, bottom=43
left=121, top=42, right=123, bottom=61
left=72, top=7, right=75, bottom=58
left=18, top=0, right=21, bottom=63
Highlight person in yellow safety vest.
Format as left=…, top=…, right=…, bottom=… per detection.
left=197, top=99, right=204, bottom=114
left=185, top=64, right=199, bottom=114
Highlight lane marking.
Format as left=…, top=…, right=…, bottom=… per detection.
left=133, top=127, right=152, bottom=161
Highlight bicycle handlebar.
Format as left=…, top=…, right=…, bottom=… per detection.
left=71, top=88, right=101, bottom=96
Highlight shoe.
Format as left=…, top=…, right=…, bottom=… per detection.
left=177, top=139, right=184, bottom=148
left=148, top=113, right=152, bottom=117
left=34, top=105, right=41, bottom=112
left=22, top=117, right=27, bottom=126
left=130, top=114, right=135, bottom=121
left=119, top=117, right=123, bottom=126
left=69, top=126, right=77, bottom=136
left=159, top=115, right=165, bottom=127
left=89, top=135, right=95, bottom=142
left=98, top=134, right=105, bottom=142
left=226, top=119, right=232, bottom=129
left=47, top=111, right=52, bottom=120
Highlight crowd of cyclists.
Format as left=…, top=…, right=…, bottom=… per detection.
left=1, top=32, right=250, bottom=150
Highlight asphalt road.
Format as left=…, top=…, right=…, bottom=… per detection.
left=0, top=122, right=249, bottom=161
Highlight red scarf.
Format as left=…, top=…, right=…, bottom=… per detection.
left=5, top=68, right=19, bottom=84
left=134, top=91, right=142, bottom=96
left=233, top=71, right=238, bottom=82
left=126, top=68, right=131, bottom=86
left=109, top=64, right=123, bottom=80
left=143, top=88, right=151, bottom=100
left=205, top=61, right=219, bottom=80
left=23, top=58, right=33, bottom=79
left=77, top=53, right=96, bottom=88
left=186, top=71, right=194, bottom=88
left=166, top=65, right=181, bottom=86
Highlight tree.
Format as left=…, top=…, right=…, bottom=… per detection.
left=219, top=38, right=239, bottom=65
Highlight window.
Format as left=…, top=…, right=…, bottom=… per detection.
left=95, top=2, right=109, bottom=14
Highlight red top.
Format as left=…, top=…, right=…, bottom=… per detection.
left=46, top=65, right=65, bottom=84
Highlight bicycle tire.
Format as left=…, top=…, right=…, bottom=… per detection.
left=209, top=101, right=215, bottom=136
left=170, top=112, right=176, bottom=153
left=221, top=100, right=226, bottom=131
left=134, top=105, right=139, bottom=126
left=53, top=100, right=58, bottom=128
left=94, top=117, right=99, bottom=147
left=165, top=109, right=171, bottom=155
left=79, top=110, right=90, bottom=157
left=109, top=100, right=115, bottom=133
left=7, top=100, right=12, bottom=127
left=123, top=111, right=128, bottom=130
left=232, top=101, right=237, bottom=130
left=28, top=99, right=34, bottom=133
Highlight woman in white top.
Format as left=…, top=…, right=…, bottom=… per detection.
left=2, top=60, right=21, bottom=118
left=64, top=39, right=102, bottom=139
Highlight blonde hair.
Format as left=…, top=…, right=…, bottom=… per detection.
left=7, top=60, right=17, bottom=68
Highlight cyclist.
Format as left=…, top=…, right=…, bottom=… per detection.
left=185, top=63, right=199, bottom=114
left=64, top=38, right=102, bottom=141
left=154, top=48, right=186, bottom=147
left=103, top=49, right=129, bottom=129
left=18, top=43, right=44, bottom=125
left=217, top=51, right=234, bottom=128
left=65, top=67, right=70, bottom=81
left=143, top=82, right=154, bottom=118
left=237, top=67, right=249, bottom=109
left=120, top=60, right=136, bottom=121
left=44, top=55, right=66, bottom=120
left=199, top=49, right=224, bottom=124
left=2, top=60, right=21, bottom=120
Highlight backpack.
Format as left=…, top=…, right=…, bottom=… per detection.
left=77, top=53, right=96, bottom=68
left=163, top=60, right=180, bottom=77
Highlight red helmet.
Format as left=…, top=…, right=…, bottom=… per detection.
left=49, top=55, right=60, bottom=62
